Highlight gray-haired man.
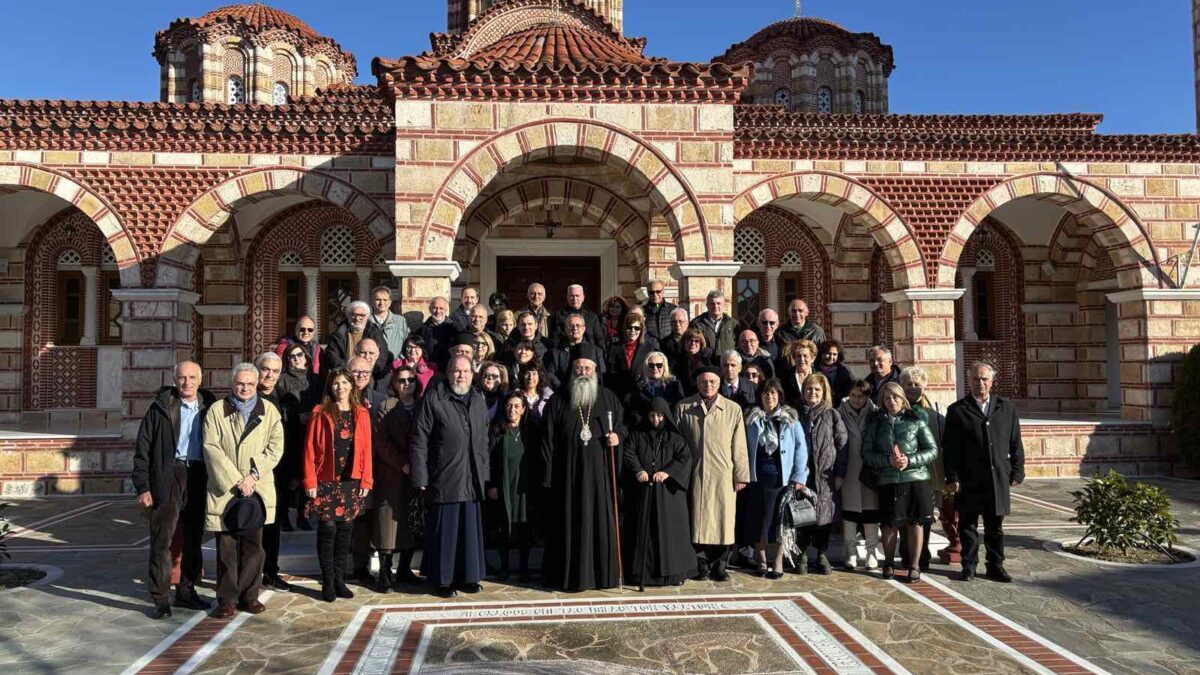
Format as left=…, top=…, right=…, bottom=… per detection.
left=324, top=300, right=388, bottom=372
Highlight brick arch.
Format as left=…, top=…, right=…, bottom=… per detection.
left=734, top=205, right=832, bottom=328
left=416, top=119, right=710, bottom=264
left=954, top=217, right=1026, bottom=399
left=457, top=176, right=650, bottom=270
left=939, top=173, right=1160, bottom=290
left=245, top=201, right=384, bottom=357
left=23, top=209, right=108, bottom=409
left=0, top=162, right=141, bottom=286
left=156, top=166, right=393, bottom=287
left=733, top=170, right=925, bottom=290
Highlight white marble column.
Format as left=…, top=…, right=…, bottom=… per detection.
left=357, top=268, right=372, bottom=304
left=80, top=266, right=99, bottom=346
left=303, top=267, right=319, bottom=318
left=766, top=267, right=782, bottom=314
left=960, top=267, right=978, bottom=341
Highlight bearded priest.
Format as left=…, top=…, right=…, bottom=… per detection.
left=541, top=357, right=628, bottom=591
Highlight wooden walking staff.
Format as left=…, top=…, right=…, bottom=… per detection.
left=607, top=411, right=624, bottom=587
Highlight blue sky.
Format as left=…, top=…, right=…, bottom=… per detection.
left=0, top=0, right=1193, bottom=134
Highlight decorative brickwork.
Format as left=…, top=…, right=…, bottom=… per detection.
left=245, top=201, right=384, bottom=357
left=870, top=247, right=893, bottom=351
left=954, top=219, right=1026, bottom=399
left=734, top=205, right=830, bottom=329
left=22, top=209, right=104, bottom=409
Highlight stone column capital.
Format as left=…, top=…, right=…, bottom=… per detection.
left=1106, top=288, right=1200, bottom=304
left=387, top=260, right=462, bottom=281
left=669, top=262, right=742, bottom=280
left=881, top=288, right=965, bottom=304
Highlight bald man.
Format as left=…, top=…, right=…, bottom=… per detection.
left=550, top=284, right=606, bottom=347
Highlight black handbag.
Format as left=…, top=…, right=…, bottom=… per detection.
left=784, top=489, right=817, bottom=529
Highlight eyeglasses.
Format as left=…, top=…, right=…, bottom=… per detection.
left=297, top=327, right=314, bottom=333
left=483, top=373, right=501, bottom=381
left=351, top=370, right=371, bottom=377
left=288, top=352, right=306, bottom=359
left=647, top=362, right=664, bottom=369
left=760, top=321, right=777, bottom=326
left=395, top=377, right=415, bottom=384
left=627, top=326, right=642, bottom=332
left=649, top=289, right=664, bottom=295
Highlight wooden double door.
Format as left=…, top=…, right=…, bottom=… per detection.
left=497, top=256, right=601, bottom=312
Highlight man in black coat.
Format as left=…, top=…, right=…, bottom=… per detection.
left=417, top=296, right=457, bottom=369
left=642, top=280, right=678, bottom=343
left=689, top=290, right=736, bottom=356
left=866, top=345, right=902, bottom=403
left=717, top=350, right=757, bottom=412
left=411, top=356, right=491, bottom=598
left=736, top=329, right=776, bottom=381
left=132, top=361, right=216, bottom=619
left=659, top=307, right=691, bottom=366
left=944, top=361, right=1025, bottom=583
left=544, top=314, right=606, bottom=389
left=323, top=301, right=388, bottom=373
left=550, top=284, right=606, bottom=347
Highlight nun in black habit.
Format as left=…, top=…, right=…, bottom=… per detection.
left=622, top=397, right=697, bottom=587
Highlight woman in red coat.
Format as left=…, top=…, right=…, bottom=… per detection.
left=303, top=368, right=374, bottom=602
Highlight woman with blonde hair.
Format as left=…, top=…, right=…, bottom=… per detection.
left=795, top=372, right=847, bottom=574
left=862, top=381, right=939, bottom=583
left=626, top=350, right=685, bottom=428
left=782, top=339, right=818, bottom=410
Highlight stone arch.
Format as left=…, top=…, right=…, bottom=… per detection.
left=733, top=171, right=925, bottom=290
left=940, top=173, right=1160, bottom=290
left=418, top=119, right=710, bottom=264
left=457, top=176, right=650, bottom=271
left=156, top=166, right=393, bottom=287
left=734, top=205, right=833, bottom=329
left=0, top=162, right=141, bottom=286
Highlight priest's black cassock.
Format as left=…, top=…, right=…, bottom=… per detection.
left=622, top=397, right=697, bottom=587
left=540, top=383, right=627, bottom=592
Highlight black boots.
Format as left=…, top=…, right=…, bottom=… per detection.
left=317, top=524, right=337, bottom=602
left=333, top=524, right=355, bottom=599
left=376, top=554, right=395, bottom=593
left=394, top=549, right=421, bottom=588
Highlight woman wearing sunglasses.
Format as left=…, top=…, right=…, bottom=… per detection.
left=274, top=315, right=322, bottom=375
left=625, top=350, right=685, bottom=428
left=372, top=366, right=425, bottom=591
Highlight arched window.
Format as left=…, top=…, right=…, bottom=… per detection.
left=733, top=228, right=767, bottom=327
left=272, top=82, right=289, bottom=105
left=774, top=87, right=792, bottom=107
left=817, top=87, right=833, bottom=113
left=226, top=76, right=245, bottom=104
left=854, top=90, right=865, bottom=114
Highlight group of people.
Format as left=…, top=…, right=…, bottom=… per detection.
left=131, top=282, right=1025, bottom=619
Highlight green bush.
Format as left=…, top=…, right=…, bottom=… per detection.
left=1070, top=470, right=1180, bottom=555
left=1172, top=344, right=1200, bottom=468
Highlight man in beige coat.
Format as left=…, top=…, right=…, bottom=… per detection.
left=203, top=362, right=284, bottom=618
left=676, top=366, right=749, bottom=582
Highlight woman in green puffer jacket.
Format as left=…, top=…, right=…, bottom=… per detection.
left=862, top=382, right=939, bottom=583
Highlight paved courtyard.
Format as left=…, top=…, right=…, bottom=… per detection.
left=0, top=478, right=1197, bottom=674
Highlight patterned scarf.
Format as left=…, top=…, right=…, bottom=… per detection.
left=758, top=407, right=785, bottom=456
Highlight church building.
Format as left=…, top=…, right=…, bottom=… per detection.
left=1, top=0, right=1199, bottom=494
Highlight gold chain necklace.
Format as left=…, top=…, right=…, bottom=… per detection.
left=578, top=404, right=593, bottom=443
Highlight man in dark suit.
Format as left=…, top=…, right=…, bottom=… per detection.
left=417, top=296, right=457, bottom=369
left=324, top=301, right=387, bottom=372
left=718, top=350, right=756, bottom=412
left=944, top=360, right=1024, bottom=584
left=348, top=355, right=387, bottom=584
left=544, top=314, right=606, bottom=389
left=550, top=284, right=605, bottom=347
left=642, top=279, right=678, bottom=343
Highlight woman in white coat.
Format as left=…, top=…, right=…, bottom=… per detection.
left=835, top=379, right=882, bottom=570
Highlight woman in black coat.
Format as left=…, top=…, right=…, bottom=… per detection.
left=606, top=313, right=656, bottom=400
left=673, top=328, right=715, bottom=397
left=622, top=397, right=696, bottom=587
left=817, top=339, right=854, bottom=406
left=624, top=351, right=686, bottom=428
left=276, top=343, right=323, bottom=530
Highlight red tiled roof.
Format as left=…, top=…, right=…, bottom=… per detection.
left=468, top=24, right=653, bottom=69
left=194, top=3, right=319, bottom=39
left=715, top=16, right=894, bottom=74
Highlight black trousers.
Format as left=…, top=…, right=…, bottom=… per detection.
left=146, top=461, right=207, bottom=604
left=215, top=529, right=265, bottom=605
left=694, top=544, right=732, bottom=574
left=798, top=523, right=832, bottom=555
left=351, top=510, right=375, bottom=572
left=959, top=507, right=1005, bottom=568
left=263, top=522, right=282, bottom=578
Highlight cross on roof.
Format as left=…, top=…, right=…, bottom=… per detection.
left=795, top=0, right=802, bottom=16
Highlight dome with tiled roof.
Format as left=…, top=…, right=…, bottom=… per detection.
left=154, top=3, right=356, bottom=105
left=715, top=16, right=893, bottom=73
left=467, top=24, right=653, bottom=69
left=193, top=3, right=321, bottom=39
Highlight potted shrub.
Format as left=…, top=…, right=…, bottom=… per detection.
left=0, top=502, right=49, bottom=590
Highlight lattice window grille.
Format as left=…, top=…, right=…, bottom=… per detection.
left=374, top=250, right=389, bottom=267
left=780, top=250, right=803, bottom=267
left=817, top=87, right=833, bottom=113
left=57, top=250, right=82, bottom=268
left=734, top=228, right=766, bottom=266
left=321, top=226, right=355, bottom=265
left=976, top=247, right=996, bottom=269
left=101, top=245, right=117, bottom=267
left=279, top=251, right=303, bottom=268
left=227, top=76, right=245, bottom=105
left=854, top=90, right=865, bottom=114
left=272, top=82, right=288, bottom=105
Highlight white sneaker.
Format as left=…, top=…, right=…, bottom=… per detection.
left=844, top=555, right=858, bottom=571
left=865, top=554, right=879, bottom=570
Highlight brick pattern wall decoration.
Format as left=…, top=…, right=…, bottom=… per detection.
left=870, top=247, right=894, bottom=353
left=245, top=201, right=383, bottom=358
left=22, top=208, right=103, bottom=409
left=735, top=205, right=831, bottom=329
left=954, top=219, right=1026, bottom=399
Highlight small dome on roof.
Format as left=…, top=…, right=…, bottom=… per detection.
left=194, top=3, right=320, bottom=39
left=715, top=15, right=894, bottom=75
